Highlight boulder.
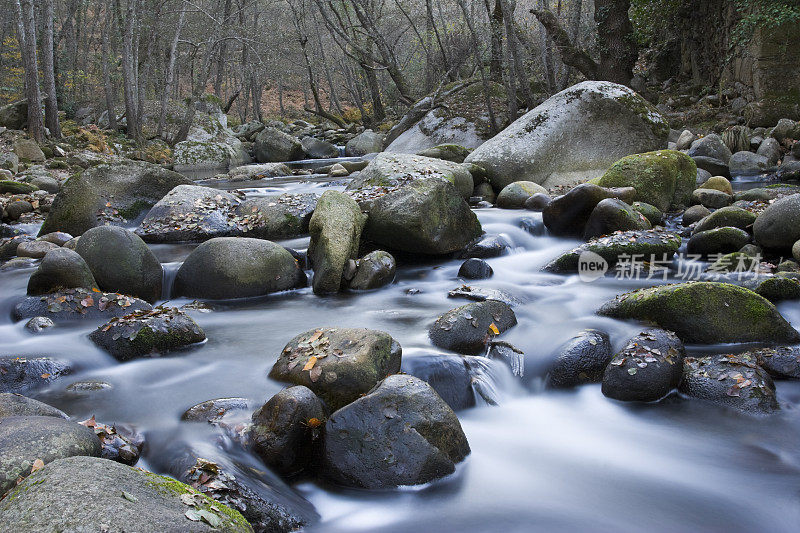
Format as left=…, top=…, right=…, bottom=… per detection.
left=0, top=393, right=67, bottom=419
left=0, top=357, right=71, bottom=394
left=0, top=100, right=27, bottom=129
left=26, top=248, right=98, bottom=295
left=402, top=354, right=476, bottom=411
left=89, top=307, right=206, bottom=361
left=691, top=188, right=733, bottom=209
left=25, top=174, right=59, bottom=193
left=39, top=161, right=191, bottom=236
left=76, top=226, right=163, bottom=303
left=496, top=181, right=548, bottom=209
left=753, top=193, right=800, bottom=249
left=524, top=193, right=552, bottom=211
left=301, top=136, right=339, bottom=159
left=321, top=375, right=469, bottom=488
left=385, top=108, right=484, bottom=153
left=543, top=229, right=681, bottom=273
left=13, top=139, right=45, bottom=162
left=0, top=416, right=101, bottom=495
left=0, top=152, right=19, bottom=174
left=598, top=282, right=800, bottom=344
left=744, top=346, right=800, bottom=379
left=680, top=355, right=778, bottom=414
left=308, top=191, right=366, bottom=294
left=253, top=127, right=304, bottom=163
left=754, top=276, right=800, bottom=303
left=542, top=183, right=636, bottom=237
left=458, top=258, right=493, bottom=280
left=16, top=240, right=58, bottom=259
left=0, top=456, right=252, bottom=532
left=583, top=198, right=651, bottom=240
left=269, top=327, right=402, bottom=411
left=458, top=234, right=511, bottom=259
left=631, top=202, right=663, bottom=226
left=0, top=180, right=33, bottom=195
left=136, top=185, right=241, bottom=243
left=757, top=137, right=781, bottom=166
left=729, top=151, right=770, bottom=176
left=13, top=288, right=152, bottom=322
left=687, top=227, right=751, bottom=257
left=174, top=237, right=304, bottom=300
left=181, top=398, right=250, bottom=423
left=601, top=329, right=685, bottom=402
left=227, top=163, right=292, bottom=181
left=464, top=81, right=668, bottom=190
left=698, top=176, right=733, bottom=196
left=595, top=150, right=697, bottom=212
left=687, top=134, right=732, bottom=176
left=546, top=329, right=612, bottom=388
left=416, top=144, right=472, bottom=163
left=693, top=206, right=757, bottom=234
left=248, top=386, right=325, bottom=476
left=429, top=300, right=516, bottom=355
left=675, top=129, right=696, bottom=150
left=173, top=138, right=248, bottom=174
left=348, top=250, right=396, bottom=290
left=233, top=193, right=318, bottom=240
left=344, top=129, right=383, bottom=157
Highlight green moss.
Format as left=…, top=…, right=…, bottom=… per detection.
left=0, top=180, right=37, bottom=194
left=116, top=199, right=153, bottom=220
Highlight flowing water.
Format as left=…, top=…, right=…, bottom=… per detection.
left=2, top=166, right=800, bottom=532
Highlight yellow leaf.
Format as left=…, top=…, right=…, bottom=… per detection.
left=489, top=323, right=500, bottom=335
left=302, top=356, right=318, bottom=371
left=31, top=459, right=44, bottom=473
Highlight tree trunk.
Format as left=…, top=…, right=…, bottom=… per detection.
left=214, top=0, right=233, bottom=97
left=101, top=7, right=118, bottom=131
left=117, top=0, right=141, bottom=141
left=158, top=6, right=186, bottom=138
left=487, top=0, right=504, bottom=83
left=41, top=0, right=61, bottom=138
left=594, top=0, right=637, bottom=86
left=16, top=0, right=45, bottom=143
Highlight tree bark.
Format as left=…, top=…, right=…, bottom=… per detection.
left=531, top=8, right=598, bottom=80
left=101, top=6, right=118, bottom=132
left=158, top=5, right=186, bottom=138
left=594, top=0, right=637, bottom=86
left=41, top=0, right=61, bottom=138
left=117, top=0, right=141, bottom=141
left=16, top=0, right=45, bottom=143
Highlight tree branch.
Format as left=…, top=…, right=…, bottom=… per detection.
left=530, top=8, right=598, bottom=80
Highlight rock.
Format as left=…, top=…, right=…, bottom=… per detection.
left=89, top=307, right=206, bottom=361
left=464, top=81, right=668, bottom=190
left=595, top=150, right=697, bottom=211
left=13, top=139, right=45, bottom=162
left=496, top=181, right=548, bottom=209
left=253, top=127, right=303, bottom=163
left=0, top=100, right=26, bottom=129
left=601, top=329, right=685, bottom=402
left=348, top=152, right=474, bottom=199
left=174, top=237, right=304, bottom=300
left=699, top=176, right=733, bottom=196
left=402, top=354, right=476, bottom=411
left=0, top=456, right=252, bottom=532
left=233, top=193, right=317, bottom=240
left=682, top=205, right=711, bottom=226
left=721, top=126, right=752, bottom=154
left=0, top=152, right=19, bottom=174
left=687, top=227, right=751, bottom=257
left=0, top=180, right=34, bottom=196
left=329, top=163, right=349, bottom=177
left=745, top=346, right=800, bottom=379
left=542, top=183, right=636, bottom=237
left=598, top=282, right=800, bottom=344
left=181, top=398, right=250, bottom=423
left=385, top=104, right=486, bottom=153
left=26, top=248, right=98, bottom=296
left=429, top=300, right=516, bottom=355
left=524, top=193, right=552, bottom=211
left=136, top=185, right=241, bottom=244
left=757, top=137, right=781, bottom=166
left=0, top=235, right=30, bottom=261
left=0, top=357, right=71, bottom=394
left=459, top=234, right=510, bottom=259
left=543, top=229, right=681, bottom=273
left=344, top=129, right=383, bottom=157
left=0, top=416, right=101, bottom=495
left=583, top=198, right=651, bottom=240
left=770, top=118, right=799, bottom=143
left=228, top=163, right=292, bottom=181
left=754, top=276, right=800, bottom=303
left=76, top=226, right=163, bottom=303
left=416, top=144, right=472, bottom=163
left=675, top=129, right=696, bottom=150
left=248, top=386, right=325, bottom=476
left=301, top=136, right=339, bottom=159
left=680, top=355, right=778, bottom=414
left=753, top=194, right=800, bottom=250
left=546, top=330, right=612, bottom=388
left=706, top=252, right=758, bottom=273
left=308, top=191, right=366, bottom=294
left=691, top=188, right=732, bottom=209
left=458, top=258, right=493, bottom=279
left=39, top=161, right=191, bottom=236
left=15, top=240, right=57, bottom=260
left=13, top=288, right=152, bottom=322
left=631, top=202, right=663, bottom=226
left=693, top=206, right=757, bottom=234
left=24, top=316, right=54, bottom=333
left=348, top=250, right=396, bottom=290
left=173, top=138, right=248, bottom=174
left=4, top=199, right=34, bottom=221
left=0, top=393, right=67, bottom=419
left=734, top=188, right=777, bottom=202
left=729, top=151, right=770, bottom=176
left=38, top=232, right=73, bottom=246
left=269, top=327, right=401, bottom=411
left=353, top=173, right=481, bottom=256
left=687, top=134, right=732, bottom=176
left=321, top=374, right=469, bottom=488
left=794, top=239, right=800, bottom=262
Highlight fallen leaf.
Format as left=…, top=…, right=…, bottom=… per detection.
left=303, top=356, right=318, bottom=371
left=488, top=323, right=500, bottom=335
left=121, top=491, right=138, bottom=502
left=40, top=373, right=51, bottom=379
left=309, top=365, right=322, bottom=382
left=30, top=459, right=44, bottom=473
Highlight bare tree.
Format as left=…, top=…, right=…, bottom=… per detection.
left=15, top=0, right=45, bottom=143
left=41, top=0, right=62, bottom=138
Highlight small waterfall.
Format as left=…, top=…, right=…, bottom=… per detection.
left=161, top=262, right=182, bottom=300
left=337, top=145, right=346, bottom=157
left=466, top=356, right=518, bottom=407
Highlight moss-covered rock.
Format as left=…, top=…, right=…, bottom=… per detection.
left=253, top=127, right=303, bottom=163
left=496, top=181, right=548, bottom=209
left=753, top=193, right=800, bottom=250
left=693, top=206, right=757, bottom=234
left=679, top=355, right=778, bottom=414
left=0, top=180, right=36, bottom=194
left=416, top=144, right=472, bottom=163
left=687, top=227, right=751, bottom=257
left=632, top=201, right=663, bottom=226
left=583, top=198, right=651, bottom=240
left=754, top=276, right=800, bottom=303
left=595, top=150, right=697, bottom=212
left=269, top=327, right=402, bottom=411
left=598, top=282, right=800, bottom=344
left=542, top=183, right=636, bottom=237
left=691, top=188, right=733, bottom=209
left=698, top=176, right=733, bottom=196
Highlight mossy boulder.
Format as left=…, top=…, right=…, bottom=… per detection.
left=173, top=139, right=248, bottom=174
left=13, top=288, right=152, bottom=322
left=76, top=226, right=163, bottom=303
left=39, top=161, right=191, bottom=236
left=0, top=456, right=253, bottom=532
left=595, top=150, right=696, bottom=212
left=89, top=306, right=206, bottom=361
left=174, top=237, right=304, bottom=300
left=269, top=327, right=402, bottom=411
left=687, top=227, right=751, bottom=257
left=26, top=248, right=98, bottom=296
left=496, top=181, right=548, bottom=209
left=631, top=202, right=663, bottom=226
left=321, top=375, right=470, bottom=488
left=698, top=176, right=733, bottom=196
left=416, top=144, right=472, bottom=163
left=583, top=198, right=651, bottom=240
left=598, top=282, right=800, bottom=344
left=691, top=188, right=733, bottom=209
left=680, top=355, right=778, bottom=414
left=753, top=193, right=800, bottom=250
left=0, top=180, right=36, bottom=194
left=754, top=276, right=800, bottom=303
left=693, top=206, right=757, bottom=234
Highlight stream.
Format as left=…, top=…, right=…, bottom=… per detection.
left=2, top=162, right=800, bottom=533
